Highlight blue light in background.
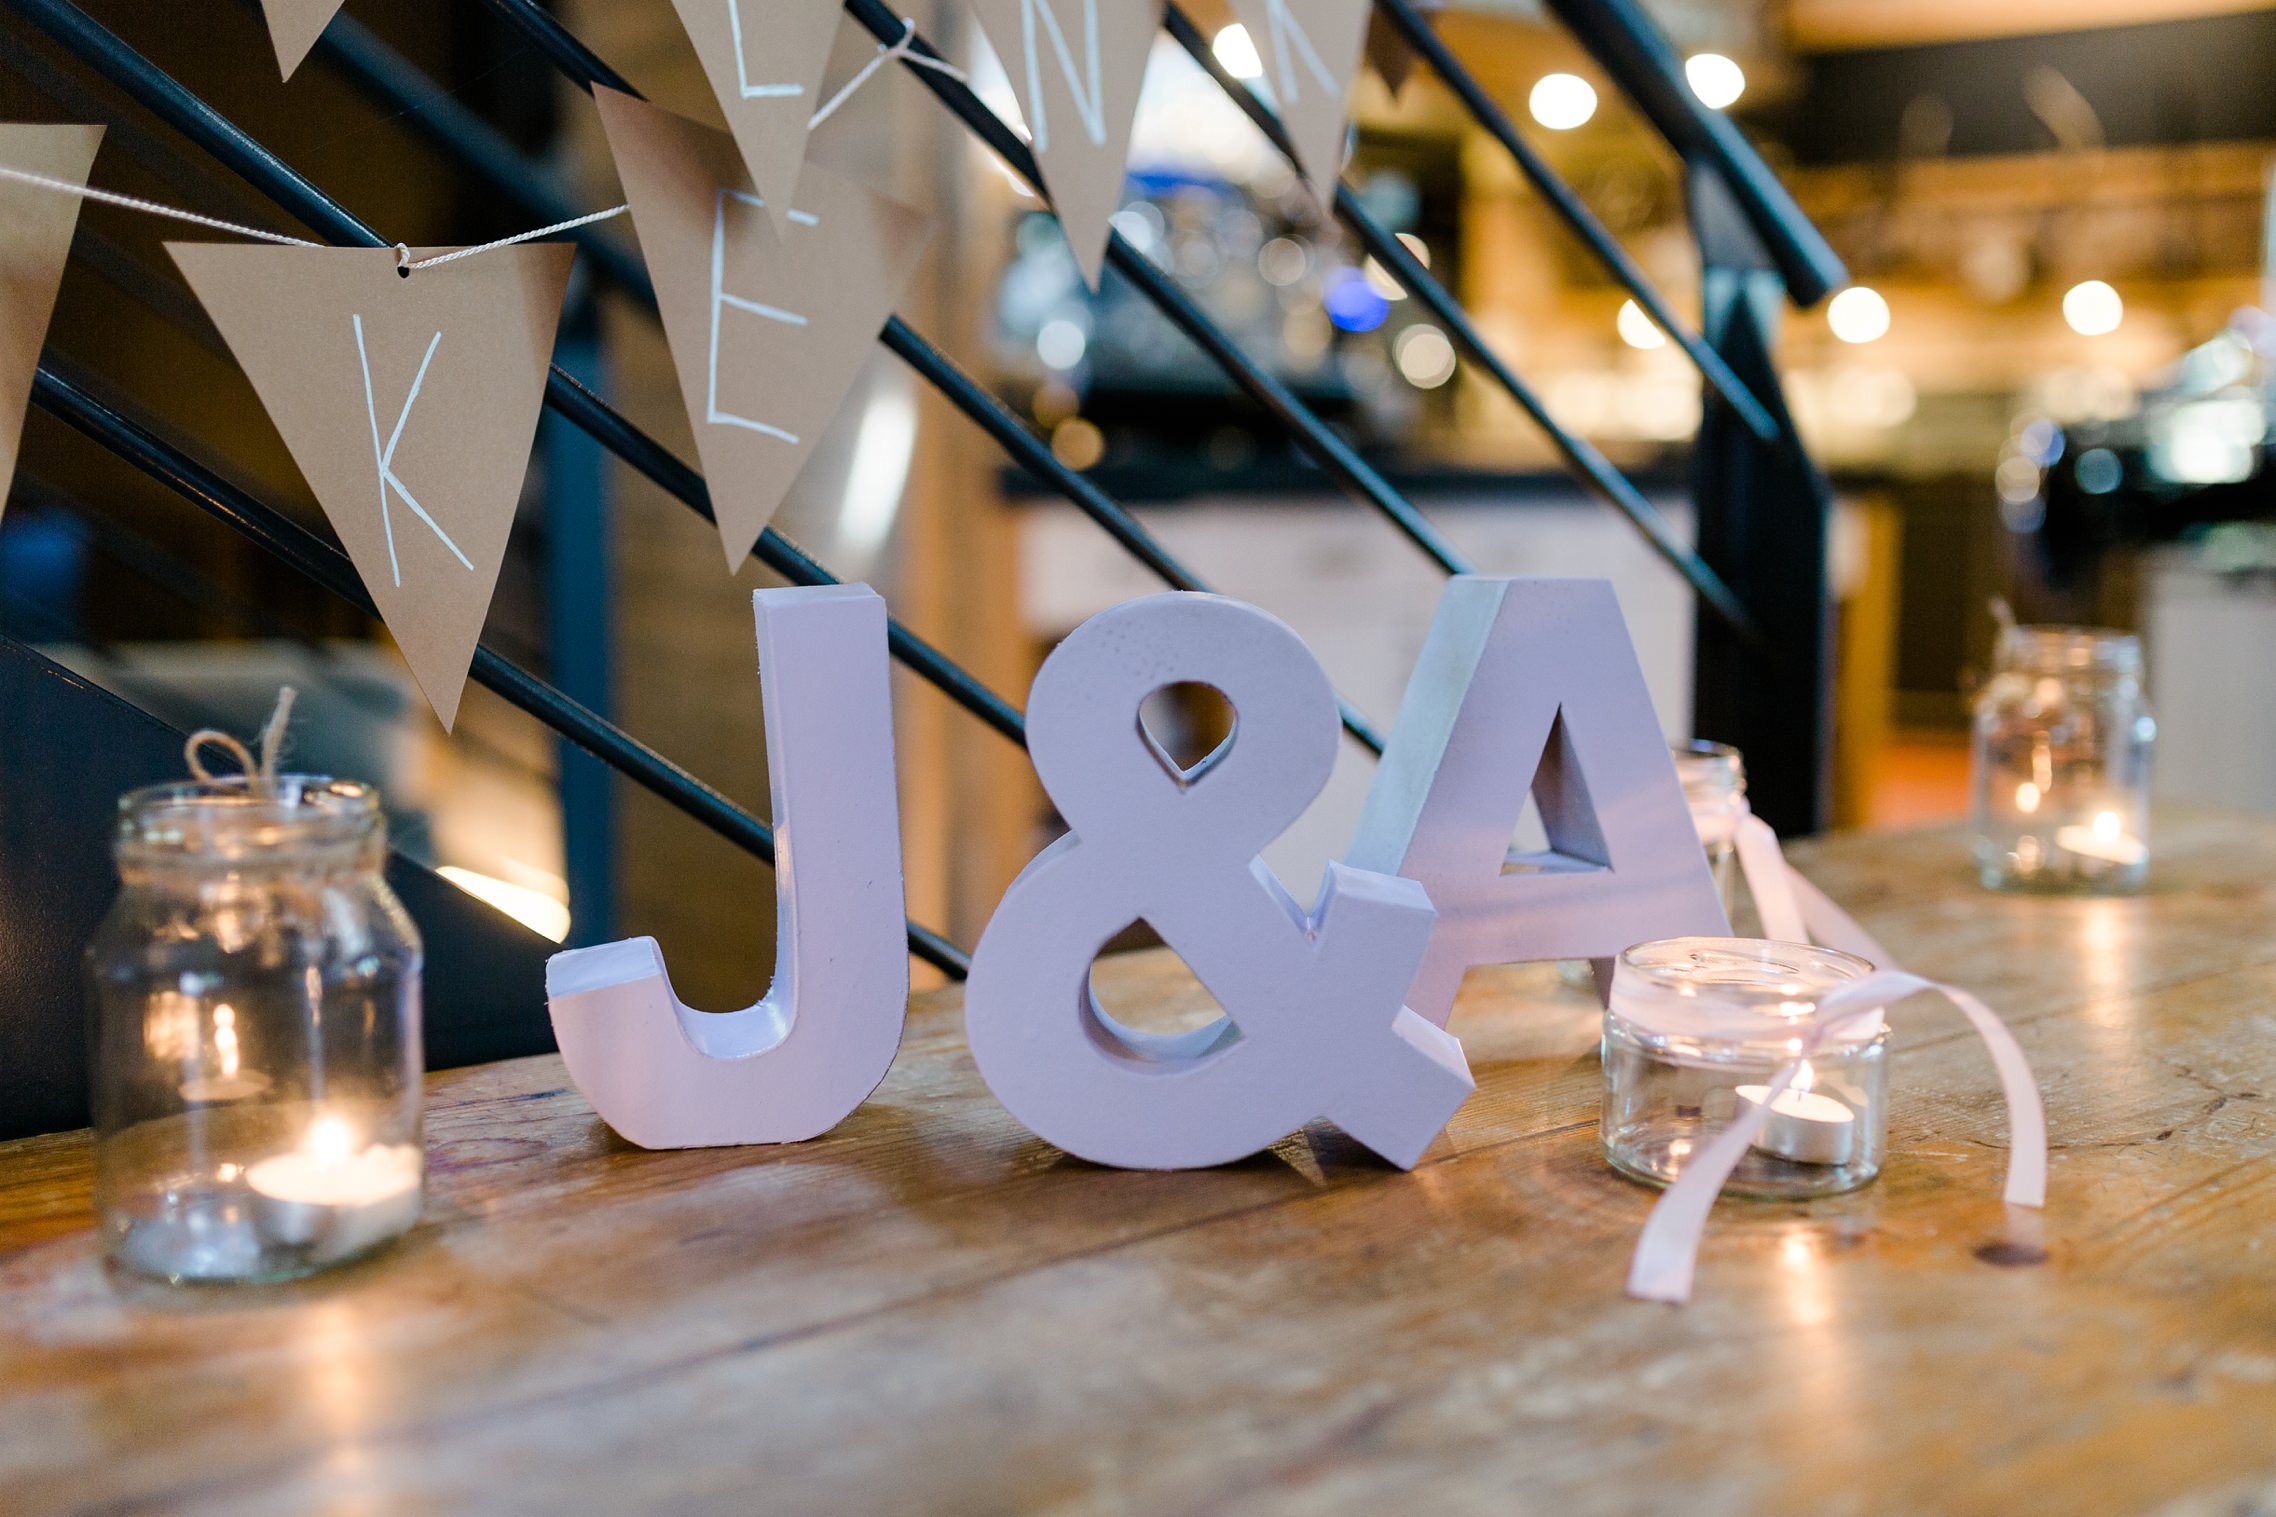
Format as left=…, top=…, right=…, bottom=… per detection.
left=1323, top=269, right=1388, bottom=333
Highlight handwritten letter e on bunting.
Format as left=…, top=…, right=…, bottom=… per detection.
left=965, top=593, right=1472, bottom=1170
left=169, top=241, right=574, bottom=729
left=592, top=88, right=932, bottom=572
left=1348, top=577, right=1730, bottom=1027
left=546, top=585, right=908, bottom=1148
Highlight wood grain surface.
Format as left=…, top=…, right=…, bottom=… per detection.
left=3, top=817, right=2273, bottom=1516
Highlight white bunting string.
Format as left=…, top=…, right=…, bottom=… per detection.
left=0, top=163, right=318, bottom=247
left=1624, top=812, right=2049, bottom=1305
left=0, top=159, right=611, bottom=274
left=6, top=15, right=948, bottom=279
left=393, top=202, right=628, bottom=273
left=807, top=18, right=967, bottom=131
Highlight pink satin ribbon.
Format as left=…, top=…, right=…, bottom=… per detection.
left=1625, top=812, right=2050, bottom=1305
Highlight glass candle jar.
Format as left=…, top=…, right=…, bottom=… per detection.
left=1601, top=937, right=1886, bottom=1199
left=1675, top=741, right=1746, bottom=920
left=1970, top=625, right=2155, bottom=893
left=1560, top=742, right=1747, bottom=988
left=85, top=777, right=424, bottom=1283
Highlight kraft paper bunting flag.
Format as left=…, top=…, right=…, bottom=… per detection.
left=0, top=124, right=102, bottom=519
left=256, top=0, right=349, bottom=80
left=1365, top=0, right=1438, bottom=96
left=168, top=242, right=575, bottom=729
left=961, top=0, right=1159, bottom=289
left=1224, top=0, right=1370, bottom=208
left=592, top=87, right=932, bottom=572
left=667, top=0, right=842, bottom=238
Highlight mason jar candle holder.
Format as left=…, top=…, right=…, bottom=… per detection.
left=1601, top=937, right=1886, bottom=1199
left=85, top=776, right=424, bottom=1284
left=1561, top=742, right=1747, bottom=988
left=1970, top=624, right=2155, bottom=893
left=1676, top=741, right=1746, bottom=918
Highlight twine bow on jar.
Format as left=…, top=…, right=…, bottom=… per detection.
left=183, top=686, right=297, bottom=797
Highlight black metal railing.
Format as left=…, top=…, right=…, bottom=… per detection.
left=2, top=0, right=1847, bottom=989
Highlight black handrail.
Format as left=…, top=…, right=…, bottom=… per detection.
left=29, top=361, right=972, bottom=979
left=1158, top=4, right=1759, bottom=641
left=1539, top=0, right=1846, bottom=305
left=1368, top=0, right=1781, bottom=431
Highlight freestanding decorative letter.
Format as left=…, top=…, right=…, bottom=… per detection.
left=964, top=592, right=1473, bottom=1170
left=1347, top=576, right=1730, bottom=1027
left=545, top=584, right=908, bottom=1147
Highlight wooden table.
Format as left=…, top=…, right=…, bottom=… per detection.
left=5, top=817, right=2275, bottom=1515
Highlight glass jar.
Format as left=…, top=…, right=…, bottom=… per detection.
left=1601, top=937, right=1886, bottom=1199
left=1675, top=741, right=1747, bottom=920
left=86, top=777, right=424, bottom=1283
left=1970, top=625, right=2155, bottom=893
left=1559, top=742, right=1747, bottom=988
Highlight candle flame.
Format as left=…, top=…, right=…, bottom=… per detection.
left=2092, top=810, right=2121, bottom=841
left=1791, top=1059, right=1816, bottom=1095
left=2015, top=781, right=2041, bottom=814
left=306, top=1115, right=356, bottom=1164
left=214, top=1003, right=240, bottom=1078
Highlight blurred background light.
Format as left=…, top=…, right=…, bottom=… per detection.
left=1685, top=53, right=1746, bottom=109
left=437, top=867, right=570, bottom=944
left=1395, top=325, right=1458, bottom=388
left=2064, top=280, right=2124, bottom=336
left=1050, top=417, right=1105, bottom=470
left=1529, top=73, right=1597, bottom=130
left=1827, top=285, right=1891, bottom=344
left=1324, top=268, right=1391, bottom=332
left=1211, top=24, right=1263, bottom=81
left=1616, top=299, right=1666, bottom=349
left=1036, top=317, right=1088, bottom=370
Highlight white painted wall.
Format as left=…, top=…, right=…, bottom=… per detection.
left=2145, top=549, right=2276, bottom=814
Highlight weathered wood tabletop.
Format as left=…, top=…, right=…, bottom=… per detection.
left=4, top=817, right=2274, bottom=1516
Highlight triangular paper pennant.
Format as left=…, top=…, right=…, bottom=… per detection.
left=1225, top=0, right=1370, bottom=208
left=961, top=0, right=1159, bottom=289
left=1364, top=0, right=1436, bottom=97
left=256, top=0, right=349, bottom=81
left=592, top=88, right=932, bottom=572
left=667, top=0, right=843, bottom=239
left=0, top=123, right=102, bottom=520
left=168, top=242, right=574, bottom=729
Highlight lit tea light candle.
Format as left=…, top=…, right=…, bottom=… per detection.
left=1734, top=1065, right=1856, bottom=1166
left=177, top=1003, right=272, bottom=1103
left=2052, top=809, right=2148, bottom=868
left=246, top=1115, right=422, bottom=1257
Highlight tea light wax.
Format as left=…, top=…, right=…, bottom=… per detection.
left=246, top=1117, right=421, bottom=1255
left=2053, top=810, right=2148, bottom=868
left=1734, top=1078, right=1856, bottom=1165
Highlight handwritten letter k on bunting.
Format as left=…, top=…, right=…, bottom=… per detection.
left=169, top=242, right=574, bottom=728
